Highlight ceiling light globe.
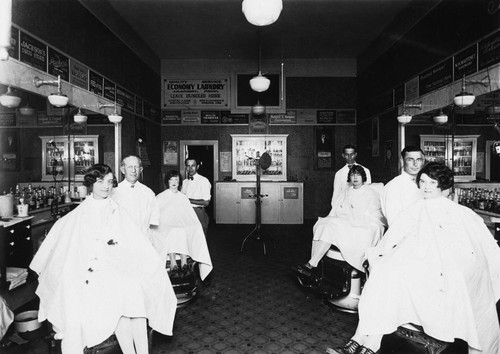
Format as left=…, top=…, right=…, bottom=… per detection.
left=453, top=92, right=475, bottom=108
left=108, top=114, right=123, bottom=123
left=397, top=114, right=412, bottom=125
left=242, top=0, right=283, bottom=26
left=433, top=114, right=448, bottom=124
left=74, top=113, right=88, bottom=124
left=19, top=106, right=35, bottom=116
left=252, top=103, right=265, bottom=115
left=48, top=94, right=68, bottom=107
left=249, top=74, right=270, bottom=92
left=0, top=87, right=21, bottom=108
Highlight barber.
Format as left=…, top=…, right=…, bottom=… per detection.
left=381, top=146, right=425, bottom=227
left=181, top=157, right=211, bottom=238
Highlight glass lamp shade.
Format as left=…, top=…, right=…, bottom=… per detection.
left=0, top=87, right=21, bottom=108
left=453, top=92, right=475, bottom=108
left=48, top=93, right=68, bottom=107
left=74, top=109, right=88, bottom=123
left=252, top=103, right=265, bottom=115
left=242, top=0, right=283, bottom=26
left=249, top=73, right=270, bottom=92
left=108, top=113, right=123, bottom=123
left=433, top=113, right=448, bottom=124
left=19, top=106, right=35, bottom=116
left=397, top=114, right=412, bottom=124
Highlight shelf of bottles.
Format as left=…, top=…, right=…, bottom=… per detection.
left=44, top=140, right=66, bottom=178
left=453, top=141, right=473, bottom=176
left=422, top=140, right=446, bottom=164
left=231, top=134, right=287, bottom=181
left=73, top=139, right=97, bottom=178
left=457, top=187, right=500, bottom=215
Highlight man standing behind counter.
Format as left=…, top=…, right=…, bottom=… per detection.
left=381, top=146, right=425, bottom=227
left=182, top=157, right=211, bottom=237
left=111, top=155, right=160, bottom=237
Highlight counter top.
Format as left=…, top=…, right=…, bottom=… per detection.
left=0, top=216, right=33, bottom=228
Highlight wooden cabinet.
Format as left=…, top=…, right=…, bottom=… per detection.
left=215, top=182, right=303, bottom=224
left=420, top=135, right=479, bottom=182
left=40, top=135, right=99, bottom=181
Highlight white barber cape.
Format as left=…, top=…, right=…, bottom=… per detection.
left=360, top=197, right=500, bottom=353
left=151, top=189, right=213, bottom=280
left=111, top=180, right=160, bottom=235
left=313, top=184, right=385, bottom=272
left=380, top=171, right=422, bottom=227
left=30, top=196, right=177, bottom=353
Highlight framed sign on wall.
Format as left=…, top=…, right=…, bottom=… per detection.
left=314, top=127, right=334, bottom=171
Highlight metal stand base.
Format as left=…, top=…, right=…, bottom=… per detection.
left=240, top=223, right=275, bottom=255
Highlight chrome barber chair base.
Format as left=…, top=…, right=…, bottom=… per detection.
left=326, top=293, right=359, bottom=314
left=166, top=257, right=200, bottom=308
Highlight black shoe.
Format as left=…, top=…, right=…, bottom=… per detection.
left=293, top=264, right=314, bottom=277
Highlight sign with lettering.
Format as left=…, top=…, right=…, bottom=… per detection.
left=70, top=60, right=89, bottom=90
left=103, top=78, right=116, bottom=101
left=405, top=77, right=419, bottom=101
left=283, top=187, right=299, bottom=199
left=181, top=110, right=201, bottom=124
left=201, top=111, right=221, bottom=124
left=9, top=26, right=18, bottom=60
left=296, top=110, right=316, bottom=125
left=478, top=30, right=500, bottom=70
left=269, top=111, right=297, bottom=124
left=37, top=115, right=63, bottom=126
left=162, top=110, right=182, bottom=124
left=419, top=59, right=453, bottom=96
left=394, top=84, right=405, bottom=106
left=20, top=32, right=47, bottom=71
left=317, top=110, right=336, bottom=124
left=164, top=79, right=229, bottom=108
left=89, top=70, right=103, bottom=96
left=336, top=110, right=356, bottom=124
left=116, top=86, right=135, bottom=112
left=144, top=101, right=160, bottom=122
left=48, top=47, right=69, bottom=81
left=221, top=112, right=249, bottom=124
left=0, top=113, right=15, bottom=126
left=241, top=187, right=256, bottom=199
left=454, top=44, right=477, bottom=80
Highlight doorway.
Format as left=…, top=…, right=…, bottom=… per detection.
left=486, top=140, right=500, bottom=182
left=180, top=140, right=219, bottom=223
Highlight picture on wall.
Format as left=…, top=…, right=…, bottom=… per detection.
left=163, top=141, right=178, bottom=165
left=0, top=130, right=18, bottom=171
left=314, top=127, right=334, bottom=170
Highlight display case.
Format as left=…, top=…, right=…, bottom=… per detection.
left=41, top=135, right=99, bottom=181
left=420, top=135, right=479, bottom=182
left=231, top=134, right=287, bottom=181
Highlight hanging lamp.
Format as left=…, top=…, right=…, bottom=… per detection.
left=242, top=0, right=283, bottom=26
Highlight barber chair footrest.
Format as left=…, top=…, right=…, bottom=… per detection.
left=83, top=334, right=121, bottom=354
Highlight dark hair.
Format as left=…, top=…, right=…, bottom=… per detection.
left=401, top=146, right=424, bottom=159
left=185, top=157, right=200, bottom=166
left=347, top=165, right=367, bottom=183
left=164, top=170, right=182, bottom=189
left=342, top=144, right=357, bottom=153
left=83, top=164, right=118, bottom=188
left=416, top=162, right=453, bottom=191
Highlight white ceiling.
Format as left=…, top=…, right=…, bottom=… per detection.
left=103, top=0, right=435, bottom=61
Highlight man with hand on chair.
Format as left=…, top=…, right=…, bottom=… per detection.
left=182, top=157, right=211, bottom=238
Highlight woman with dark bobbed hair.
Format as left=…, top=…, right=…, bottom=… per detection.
left=30, top=164, right=177, bottom=354
left=297, top=165, right=386, bottom=275
left=331, top=163, right=500, bottom=354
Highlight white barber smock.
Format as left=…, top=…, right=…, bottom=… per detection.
left=181, top=173, right=211, bottom=205
left=360, top=197, right=500, bottom=354
left=30, top=195, right=177, bottom=353
left=151, top=189, right=213, bottom=280
left=331, top=163, right=371, bottom=207
left=380, top=171, right=422, bottom=227
left=111, top=180, right=160, bottom=235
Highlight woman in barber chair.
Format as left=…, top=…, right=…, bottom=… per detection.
left=296, top=165, right=386, bottom=277
left=151, top=170, right=213, bottom=282
left=30, top=164, right=177, bottom=354
left=331, top=163, right=500, bottom=354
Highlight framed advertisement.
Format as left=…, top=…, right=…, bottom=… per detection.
left=0, top=130, right=18, bottom=170
left=220, top=151, right=232, bottom=172
left=314, top=127, right=334, bottom=171
left=163, top=141, right=178, bottom=165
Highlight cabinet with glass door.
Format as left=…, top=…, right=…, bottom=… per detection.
left=420, top=135, right=479, bottom=182
left=40, top=135, right=99, bottom=181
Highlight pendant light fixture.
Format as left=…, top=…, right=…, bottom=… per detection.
left=250, top=31, right=270, bottom=93
left=433, top=109, right=448, bottom=124
left=33, top=75, right=69, bottom=107
left=98, top=102, right=122, bottom=123
left=242, top=0, right=283, bottom=27
left=397, top=102, right=422, bottom=124
left=454, top=76, right=475, bottom=108
left=74, top=108, right=88, bottom=123
left=0, top=86, right=21, bottom=108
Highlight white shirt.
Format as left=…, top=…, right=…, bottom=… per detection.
left=380, top=171, right=423, bottom=227
left=181, top=173, right=211, bottom=207
left=331, top=163, right=371, bottom=207
left=111, top=180, right=160, bottom=233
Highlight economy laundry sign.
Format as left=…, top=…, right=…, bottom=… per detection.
left=164, top=79, right=229, bottom=109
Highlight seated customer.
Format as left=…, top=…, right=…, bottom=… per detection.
left=297, top=165, right=386, bottom=275
left=331, top=163, right=500, bottom=354
left=151, top=170, right=213, bottom=281
left=30, top=164, right=177, bottom=354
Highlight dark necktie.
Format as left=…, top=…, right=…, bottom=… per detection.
left=130, top=184, right=135, bottom=188
left=188, top=176, right=193, bottom=180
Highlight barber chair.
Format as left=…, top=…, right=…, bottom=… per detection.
left=166, top=256, right=200, bottom=308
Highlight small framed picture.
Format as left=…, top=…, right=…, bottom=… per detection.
left=163, top=141, right=178, bottom=165
left=314, top=127, right=334, bottom=171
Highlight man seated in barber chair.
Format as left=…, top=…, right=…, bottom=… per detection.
left=151, top=170, right=213, bottom=307
left=330, top=163, right=500, bottom=354
left=294, top=165, right=386, bottom=312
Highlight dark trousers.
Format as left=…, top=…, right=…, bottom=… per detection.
left=193, top=207, right=209, bottom=237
